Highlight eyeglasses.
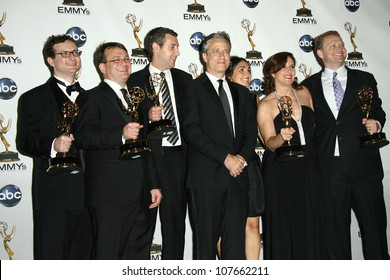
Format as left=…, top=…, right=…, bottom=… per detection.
left=55, top=50, right=82, bottom=58
left=105, top=58, right=131, bottom=64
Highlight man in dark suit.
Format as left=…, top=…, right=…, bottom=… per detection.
left=16, top=34, right=92, bottom=259
left=301, top=30, right=389, bottom=259
left=127, top=27, right=192, bottom=260
left=181, top=31, right=257, bottom=259
left=74, top=42, right=162, bottom=260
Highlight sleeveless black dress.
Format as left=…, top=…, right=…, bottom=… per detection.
left=262, top=106, right=327, bottom=259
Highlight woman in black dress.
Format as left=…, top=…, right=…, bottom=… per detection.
left=226, top=56, right=264, bottom=260
left=257, top=52, right=327, bottom=259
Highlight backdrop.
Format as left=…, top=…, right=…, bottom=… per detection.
left=1, top=0, right=389, bottom=260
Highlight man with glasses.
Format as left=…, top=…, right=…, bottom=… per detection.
left=74, top=42, right=162, bottom=259
left=16, top=34, right=92, bottom=259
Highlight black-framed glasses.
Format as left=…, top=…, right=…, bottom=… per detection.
left=55, top=50, right=82, bottom=58
left=105, top=58, right=131, bottom=64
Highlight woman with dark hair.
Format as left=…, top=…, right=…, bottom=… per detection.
left=257, top=52, right=326, bottom=259
left=224, top=56, right=264, bottom=260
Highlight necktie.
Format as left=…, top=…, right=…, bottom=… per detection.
left=332, top=72, right=344, bottom=110
left=218, top=79, right=233, bottom=136
left=160, top=72, right=178, bottom=145
left=120, top=88, right=132, bottom=107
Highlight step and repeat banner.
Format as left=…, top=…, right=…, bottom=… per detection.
left=1, top=0, right=389, bottom=260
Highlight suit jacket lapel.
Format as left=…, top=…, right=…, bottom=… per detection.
left=312, top=72, right=336, bottom=120
left=339, top=68, right=356, bottom=116
left=99, top=82, right=132, bottom=123
left=228, top=82, right=239, bottom=135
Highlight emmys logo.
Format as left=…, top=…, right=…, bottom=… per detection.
left=126, top=14, right=147, bottom=58
left=66, top=27, right=87, bottom=47
left=0, top=221, right=15, bottom=260
left=0, top=12, right=14, bottom=55
left=249, top=78, right=265, bottom=99
left=242, top=0, right=260, bottom=9
left=184, top=1, right=211, bottom=21
left=248, top=60, right=265, bottom=68
left=0, top=162, right=26, bottom=172
left=298, top=34, right=314, bottom=53
left=188, top=63, right=200, bottom=79
left=0, top=114, right=19, bottom=163
left=150, top=240, right=162, bottom=260
left=344, top=22, right=363, bottom=60
left=344, top=0, right=360, bottom=12
left=189, top=32, right=205, bottom=51
left=293, top=0, right=317, bottom=24
left=0, top=184, right=22, bottom=207
left=63, top=0, right=84, bottom=5
left=58, top=0, right=90, bottom=15
left=0, top=78, right=17, bottom=100
left=241, top=19, right=262, bottom=60
left=298, top=63, right=311, bottom=79
left=344, top=22, right=367, bottom=68
left=0, top=12, right=21, bottom=64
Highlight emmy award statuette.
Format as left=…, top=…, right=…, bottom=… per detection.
left=126, top=14, right=146, bottom=57
left=0, top=221, right=15, bottom=260
left=345, top=22, right=363, bottom=60
left=298, top=63, right=311, bottom=79
left=187, top=1, right=206, bottom=13
left=46, top=101, right=82, bottom=175
left=62, top=0, right=84, bottom=6
left=0, top=115, right=19, bottom=162
left=145, top=73, right=175, bottom=139
left=275, top=96, right=305, bottom=161
left=357, top=86, right=389, bottom=149
left=188, top=63, right=200, bottom=79
left=119, top=87, right=152, bottom=159
left=296, top=0, right=312, bottom=17
left=0, top=12, right=15, bottom=55
left=241, top=19, right=262, bottom=60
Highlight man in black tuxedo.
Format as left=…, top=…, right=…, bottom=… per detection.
left=127, top=27, right=192, bottom=260
left=301, top=30, right=389, bottom=259
left=16, top=34, right=92, bottom=259
left=181, top=32, right=257, bottom=259
left=74, top=42, right=162, bottom=259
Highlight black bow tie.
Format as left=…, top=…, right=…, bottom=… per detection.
left=54, top=78, right=82, bottom=95
left=66, top=82, right=81, bottom=95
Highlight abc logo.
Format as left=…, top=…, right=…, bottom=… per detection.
left=66, top=26, right=87, bottom=47
left=243, top=0, right=259, bottom=9
left=189, top=32, right=205, bottom=51
left=249, top=78, right=264, bottom=96
left=0, top=78, right=18, bottom=100
left=299, top=35, right=314, bottom=53
left=345, top=0, right=360, bottom=12
left=0, top=184, right=22, bottom=207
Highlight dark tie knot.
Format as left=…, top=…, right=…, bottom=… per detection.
left=120, top=88, right=128, bottom=95
left=66, top=82, right=81, bottom=95
left=120, top=88, right=132, bottom=106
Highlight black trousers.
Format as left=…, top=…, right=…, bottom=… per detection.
left=155, top=148, right=187, bottom=260
left=189, top=185, right=247, bottom=260
left=326, top=158, right=389, bottom=259
left=33, top=208, right=92, bottom=260
left=89, top=189, right=154, bottom=260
